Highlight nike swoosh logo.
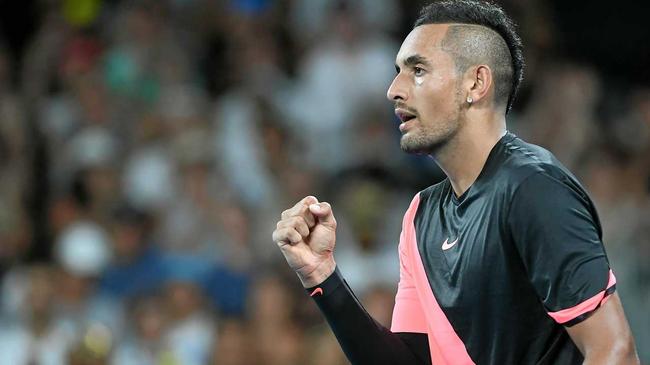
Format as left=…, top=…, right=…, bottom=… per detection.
left=441, top=238, right=459, bottom=250
left=310, top=287, right=323, bottom=297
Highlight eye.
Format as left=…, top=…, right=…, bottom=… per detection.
left=414, top=67, right=425, bottom=77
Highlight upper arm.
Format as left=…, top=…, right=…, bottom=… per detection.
left=566, top=292, right=639, bottom=364
left=508, top=172, right=638, bottom=362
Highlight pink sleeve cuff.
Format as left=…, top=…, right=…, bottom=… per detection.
left=547, top=269, right=616, bottom=325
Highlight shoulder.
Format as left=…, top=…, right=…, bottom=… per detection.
left=399, top=180, right=449, bottom=227
left=494, top=134, right=587, bottom=199
left=495, top=136, right=599, bottom=228
left=418, top=179, right=449, bottom=204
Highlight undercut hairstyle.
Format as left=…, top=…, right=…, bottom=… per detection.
left=414, top=0, right=524, bottom=113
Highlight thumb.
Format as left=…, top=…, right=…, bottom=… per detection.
left=309, top=202, right=336, bottom=227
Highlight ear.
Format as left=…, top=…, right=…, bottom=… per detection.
left=464, top=64, right=493, bottom=106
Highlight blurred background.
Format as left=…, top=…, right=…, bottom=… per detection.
left=0, top=0, right=647, bottom=364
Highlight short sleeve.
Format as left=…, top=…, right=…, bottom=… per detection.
left=508, top=172, right=616, bottom=326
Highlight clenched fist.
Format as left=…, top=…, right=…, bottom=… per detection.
left=272, top=196, right=337, bottom=288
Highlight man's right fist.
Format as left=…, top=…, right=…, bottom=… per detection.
left=272, top=196, right=337, bottom=288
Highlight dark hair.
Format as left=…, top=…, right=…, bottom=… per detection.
left=414, top=0, right=524, bottom=113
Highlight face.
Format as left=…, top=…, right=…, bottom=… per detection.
left=387, top=24, right=464, bottom=154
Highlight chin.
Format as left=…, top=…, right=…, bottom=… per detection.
left=400, top=134, right=443, bottom=155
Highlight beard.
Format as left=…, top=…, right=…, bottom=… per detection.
left=400, top=131, right=445, bottom=154
left=396, top=84, right=467, bottom=154
left=399, top=92, right=463, bottom=155
left=400, top=119, right=460, bottom=155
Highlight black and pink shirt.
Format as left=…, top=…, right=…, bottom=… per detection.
left=308, top=133, right=616, bottom=364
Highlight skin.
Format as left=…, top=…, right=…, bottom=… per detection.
left=272, top=23, right=639, bottom=364
left=568, top=293, right=639, bottom=364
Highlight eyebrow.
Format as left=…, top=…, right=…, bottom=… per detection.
left=395, top=54, right=432, bottom=72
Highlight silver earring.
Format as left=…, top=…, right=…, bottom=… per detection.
left=467, top=96, right=473, bottom=104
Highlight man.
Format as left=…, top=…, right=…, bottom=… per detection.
left=272, top=1, right=640, bottom=364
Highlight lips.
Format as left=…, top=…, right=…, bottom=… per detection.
left=395, top=108, right=417, bottom=123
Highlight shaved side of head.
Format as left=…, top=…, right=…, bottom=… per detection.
left=441, top=24, right=513, bottom=110
left=414, top=0, right=525, bottom=113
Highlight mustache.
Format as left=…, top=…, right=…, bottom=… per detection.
left=394, top=102, right=419, bottom=116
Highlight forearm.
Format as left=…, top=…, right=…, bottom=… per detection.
left=307, top=267, right=431, bottom=365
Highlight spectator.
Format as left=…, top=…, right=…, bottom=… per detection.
left=0, top=265, right=72, bottom=365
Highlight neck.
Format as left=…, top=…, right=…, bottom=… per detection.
left=431, top=111, right=506, bottom=197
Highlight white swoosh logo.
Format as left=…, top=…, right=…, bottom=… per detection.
left=441, top=238, right=459, bottom=250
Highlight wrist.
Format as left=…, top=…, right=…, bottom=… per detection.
left=298, top=258, right=336, bottom=288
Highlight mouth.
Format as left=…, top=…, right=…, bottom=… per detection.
left=395, top=108, right=417, bottom=132
left=395, top=109, right=417, bottom=123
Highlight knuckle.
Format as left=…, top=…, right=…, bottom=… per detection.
left=274, top=228, right=287, bottom=239
left=295, top=207, right=307, bottom=218
left=298, top=225, right=309, bottom=235
left=298, top=217, right=311, bottom=229
left=282, top=217, right=297, bottom=228
left=289, top=231, right=301, bottom=242
left=276, top=220, right=289, bottom=230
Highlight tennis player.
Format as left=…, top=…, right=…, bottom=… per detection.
left=272, top=1, right=639, bottom=363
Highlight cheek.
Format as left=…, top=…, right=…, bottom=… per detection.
left=416, top=72, right=453, bottom=95
left=412, top=83, right=461, bottom=131
left=418, top=75, right=458, bottom=109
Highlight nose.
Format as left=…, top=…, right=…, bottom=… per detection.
left=386, top=74, right=407, bottom=102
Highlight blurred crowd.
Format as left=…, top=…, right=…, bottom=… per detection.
left=0, top=0, right=647, bottom=364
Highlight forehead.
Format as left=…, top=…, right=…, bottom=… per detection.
left=395, top=24, right=450, bottom=64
